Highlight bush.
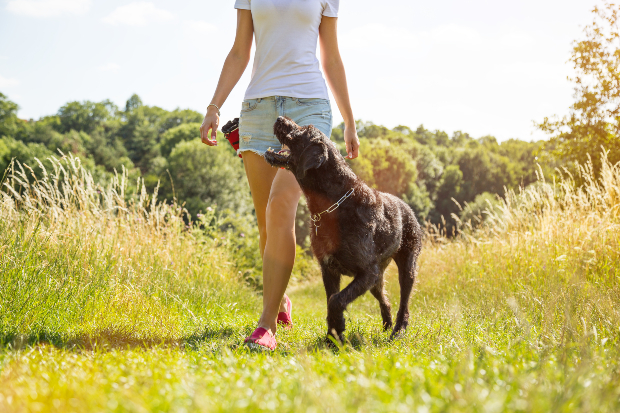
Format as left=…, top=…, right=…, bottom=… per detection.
left=162, top=138, right=253, bottom=219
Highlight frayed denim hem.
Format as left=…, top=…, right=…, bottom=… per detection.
left=237, top=148, right=267, bottom=157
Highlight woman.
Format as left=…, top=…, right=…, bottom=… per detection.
left=200, top=0, right=359, bottom=351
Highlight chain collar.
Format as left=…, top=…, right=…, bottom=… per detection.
left=310, top=188, right=355, bottom=235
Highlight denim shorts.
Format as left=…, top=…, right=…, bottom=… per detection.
left=238, top=96, right=333, bottom=156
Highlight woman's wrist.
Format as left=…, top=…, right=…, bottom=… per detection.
left=207, top=104, right=220, bottom=115
left=344, top=120, right=356, bottom=132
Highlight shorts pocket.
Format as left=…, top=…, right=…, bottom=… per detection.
left=295, top=98, right=330, bottom=107
left=241, top=99, right=259, bottom=113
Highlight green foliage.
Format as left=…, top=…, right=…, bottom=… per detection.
left=159, top=123, right=201, bottom=157
left=162, top=139, right=252, bottom=218
left=0, top=136, right=55, bottom=177
left=1, top=90, right=549, bottom=239
left=0, top=92, right=21, bottom=138
left=56, top=99, right=118, bottom=134
left=431, top=164, right=463, bottom=226
left=459, top=191, right=502, bottom=225
left=350, top=138, right=417, bottom=197
left=159, top=108, right=204, bottom=132
left=335, top=121, right=543, bottom=229
left=537, top=2, right=620, bottom=173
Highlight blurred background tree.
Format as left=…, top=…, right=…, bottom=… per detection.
left=538, top=2, right=620, bottom=173
left=0, top=91, right=550, bottom=243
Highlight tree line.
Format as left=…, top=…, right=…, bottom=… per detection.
left=0, top=91, right=545, bottom=240
left=2, top=2, right=618, bottom=245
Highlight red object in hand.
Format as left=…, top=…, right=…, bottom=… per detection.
left=225, top=128, right=242, bottom=158
left=222, top=118, right=242, bottom=158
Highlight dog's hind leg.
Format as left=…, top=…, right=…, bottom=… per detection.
left=391, top=248, right=419, bottom=338
left=370, top=277, right=392, bottom=331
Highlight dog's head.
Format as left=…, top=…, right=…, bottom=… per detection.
left=264, top=116, right=334, bottom=182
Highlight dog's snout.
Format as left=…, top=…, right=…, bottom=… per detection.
left=273, top=116, right=297, bottom=139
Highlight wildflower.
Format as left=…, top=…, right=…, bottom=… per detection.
left=240, top=233, right=245, bottom=238
left=197, top=213, right=203, bottom=218
left=207, top=207, right=213, bottom=212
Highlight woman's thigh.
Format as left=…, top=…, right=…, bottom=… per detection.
left=243, top=152, right=278, bottom=230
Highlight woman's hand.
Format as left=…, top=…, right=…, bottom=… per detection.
left=200, top=107, right=219, bottom=146
left=344, top=125, right=360, bottom=159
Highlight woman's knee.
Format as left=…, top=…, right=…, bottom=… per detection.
left=266, top=190, right=300, bottom=221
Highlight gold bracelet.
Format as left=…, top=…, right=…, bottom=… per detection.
left=207, top=103, right=221, bottom=116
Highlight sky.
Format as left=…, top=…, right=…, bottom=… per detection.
left=0, top=0, right=599, bottom=142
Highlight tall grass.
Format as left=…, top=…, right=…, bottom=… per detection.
left=0, top=155, right=259, bottom=347
left=0, top=152, right=619, bottom=412
left=423, top=150, right=620, bottom=350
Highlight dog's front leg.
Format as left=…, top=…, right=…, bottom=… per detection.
left=321, top=264, right=343, bottom=343
left=327, top=264, right=380, bottom=343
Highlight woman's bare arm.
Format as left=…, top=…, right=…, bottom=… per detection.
left=201, top=10, right=254, bottom=146
left=319, top=16, right=360, bottom=159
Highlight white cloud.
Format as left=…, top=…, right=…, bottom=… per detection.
left=6, top=0, right=90, bottom=18
left=184, top=20, right=217, bottom=36
left=99, top=63, right=120, bottom=73
left=0, top=74, right=20, bottom=88
left=102, top=2, right=175, bottom=27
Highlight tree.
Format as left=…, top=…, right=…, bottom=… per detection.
left=125, top=94, right=143, bottom=113
left=0, top=92, right=20, bottom=138
left=0, top=137, right=55, bottom=177
left=459, top=192, right=502, bottom=226
left=538, top=2, right=620, bottom=171
left=159, top=109, right=203, bottom=134
left=159, top=123, right=201, bottom=157
left=162, top=139, right=253, bottom=218
left=56, top=100, right=118, bottom=134
left=350, top=138, right=418, bottom=197
left=431, top=164, right=463, bottom=227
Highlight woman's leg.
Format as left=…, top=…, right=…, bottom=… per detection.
left=243, top=152, right=297, bottom=329
left=242, top=152, right=278, bottom=257
left=258, top=168, right=302, bottom=333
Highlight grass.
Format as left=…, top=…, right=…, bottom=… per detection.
left=0, top=154, right=619, bottom=412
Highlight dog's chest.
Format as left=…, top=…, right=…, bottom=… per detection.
left=310, top=212, right=341, bottom=257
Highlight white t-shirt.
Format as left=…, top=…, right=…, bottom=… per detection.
left=234, top=0, right=339, bottom=100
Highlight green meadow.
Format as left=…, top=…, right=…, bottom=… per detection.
left=0, top=152, right=618, bottom=412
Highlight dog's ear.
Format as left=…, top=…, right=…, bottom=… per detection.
left=297, top=144, right=327, bottom=180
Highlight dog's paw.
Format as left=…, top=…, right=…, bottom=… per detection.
left=382, top=321, right=393, bottom=332
left=389, top=327, right=408, bottom=341
left=325, top=331, right=344, bottom=349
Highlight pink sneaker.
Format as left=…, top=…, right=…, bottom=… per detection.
left=277, top=295, right=293, bottom=328
left=244, top=327, right=277, bottom=351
